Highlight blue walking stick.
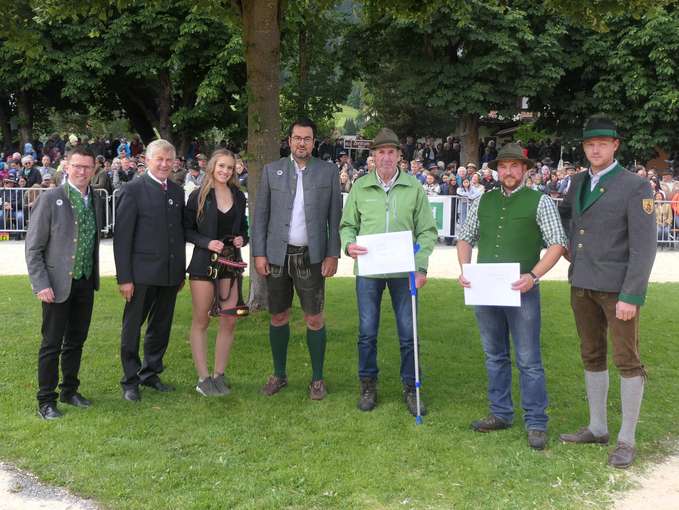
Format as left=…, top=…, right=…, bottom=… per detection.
left=409, top=243, right=423, bottom=425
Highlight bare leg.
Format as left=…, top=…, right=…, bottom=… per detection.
left=189, top=280, right=214, bottom=380
left=214, top=278, right=238, bottom=376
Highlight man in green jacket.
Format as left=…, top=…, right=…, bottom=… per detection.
left=340, top=127, right=438, bottom=416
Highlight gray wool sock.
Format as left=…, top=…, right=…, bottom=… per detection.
left=618, top=375, right=645, bottom=446
left=585, top=370, right=609, bottom=437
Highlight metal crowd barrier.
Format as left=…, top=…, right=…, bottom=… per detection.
left=0, top=187, right=113, bottom=238
left=1, top=187, right=678, bottom=249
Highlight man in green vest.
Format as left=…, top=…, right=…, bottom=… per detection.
left=559, top=115, right=656, bottom=469
left=26, top=145, right=102, bottom=420
left=457, top=143, right=567, bottom=450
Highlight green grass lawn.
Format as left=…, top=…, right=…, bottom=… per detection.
left=1, top=277, right=678, bottom=509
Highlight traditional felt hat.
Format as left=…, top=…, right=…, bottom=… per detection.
left=371, top=128, right=400, bottom=150
left=487, top=143, right=534, bottom=170
left=582, top=114, right=621, bottom=140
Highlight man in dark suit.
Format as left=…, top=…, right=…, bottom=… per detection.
left=114, top=139, right=186, bottom=402
left=251, top=118, right=342, bottom=400
left=26, top=145, right=102, bottom=420
left=559, top=115, right=656, bottom=468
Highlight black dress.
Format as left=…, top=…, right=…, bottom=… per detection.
left=183, top=187, right=249, bottom=279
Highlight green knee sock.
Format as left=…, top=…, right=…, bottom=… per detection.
left=307, top=327, right=327, bottom=381
left=269, top=323, right=290, bottom=378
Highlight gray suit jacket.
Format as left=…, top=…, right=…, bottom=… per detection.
left=559, top=165, right=656, bottom=305
left=251, top=156, right=342, bottom=266
left=25, top=185, right=102, bottom=303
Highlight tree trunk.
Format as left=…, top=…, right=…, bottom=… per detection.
left=297, top=25, right=310, bottom=114
left=241, top=0, right=283, bottom=311
left=117, top=88, right=158, bottom=145
left=457, top=113, right=480, bottom=168
left=158, top=71, right=173, bottom=142
left=0, top=95, right=13, bottom=152
left=177, top=132, right=191, bottom=161
left=16, top=90, right=33, bottom=150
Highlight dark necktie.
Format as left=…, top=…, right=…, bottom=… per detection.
left=161, top=182, right=167, bottom=191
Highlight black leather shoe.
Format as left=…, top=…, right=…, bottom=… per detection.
left=60, top=392, right=91, bottom=408
left=38, top=403, right=63, bottom=420
left=123, top=387, right=141, bottom=402
left=141, top=379, right=175, bottom=392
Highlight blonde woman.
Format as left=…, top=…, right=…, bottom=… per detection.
left=183, top=149, right=248, bottom=396
left=654, top=191, right=672, bottom=243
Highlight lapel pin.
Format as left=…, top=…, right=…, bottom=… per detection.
left=600, top=187, right=605, bottom=192
left=56, top=199, right=63, bottom=206
left=276, top=170, right=283, bottom=176
left=168, top=198, right=174, bottom=205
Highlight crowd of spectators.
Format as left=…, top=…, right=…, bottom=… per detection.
left=2, top=132, right=679, bottom=246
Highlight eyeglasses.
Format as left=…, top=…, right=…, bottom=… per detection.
left=69, top=164, right=94, bottom=172
left=291, top=136, right=313, bottom=144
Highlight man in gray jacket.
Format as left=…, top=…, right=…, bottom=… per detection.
left=251, top=118, right=342, bottom=400
left=559, top=115, right=656, bottom=468
left=26, top=146, right=102, bottom=420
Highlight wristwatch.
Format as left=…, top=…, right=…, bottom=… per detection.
left=529, top=271, right=540, bottom=284
left=418, top=268, right=427, bottom=275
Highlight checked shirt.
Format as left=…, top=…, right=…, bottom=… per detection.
left=458, top=185, right=568, bottom=248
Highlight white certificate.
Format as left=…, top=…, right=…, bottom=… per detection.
left=462, top=263, right=521, bottom=307
left=356, top=230, right=416, bottom=276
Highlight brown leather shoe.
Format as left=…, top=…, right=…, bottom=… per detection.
left=471, top=414, right=511, bottom=432
left=559, top=427, right=609, bottom=445
left=261, top=375, right=288, bottom=396
left=527, top=430, right=548, bottom=450
left=608, top=441, right=636, bottom=469
left=309, top=380, right=327, bottom=400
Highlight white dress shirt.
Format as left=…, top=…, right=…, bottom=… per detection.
left=288, top=157, right=308, bottom=246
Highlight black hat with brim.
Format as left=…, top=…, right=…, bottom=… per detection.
left=582, top=114, right=621, bottom=140
left=488, top=143, right=534, bottom=170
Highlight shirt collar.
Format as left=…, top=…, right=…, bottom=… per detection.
left=67, top=180, right=90, bottom=199
left=589, top=160, right=618, bottom=181
left=376, top=169, right=399, bottom=190
left=290, top=155, right=307, bottom=172
left=146, top=169, right=166, bottom=186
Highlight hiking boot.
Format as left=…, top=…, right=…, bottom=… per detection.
left=196, top=377, right=220, bottom=397
left=527, top=429, right=547, bottom=450
left=309, top=379, right=327, bottom=400
left=559, top=427, right=609, bottom=445
left=212, top=374, right=231, bottom=396
left=608, top=442, right=636, bottom=469
left=357, top=378, right=377, bottom=411
left=471, top=414, right=512, bottom=432
left=403, top=384, right=427, bottom=416
left=261, top=375, right=288, bottom=396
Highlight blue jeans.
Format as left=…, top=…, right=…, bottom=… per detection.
left=356, top=276, right=418, bottom=385
left=473, top=285, right=548, bottom=430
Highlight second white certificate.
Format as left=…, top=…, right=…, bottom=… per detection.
left=462, top=263, right=521, bottom=307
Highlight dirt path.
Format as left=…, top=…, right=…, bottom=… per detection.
left=614, top=454, right=679, bottom=510
left=0, top=462, right=98, bottom=510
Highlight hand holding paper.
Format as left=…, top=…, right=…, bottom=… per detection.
left=462, top=263, right=521, bottom=307
left=355, top=231, right=415, bottom=276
